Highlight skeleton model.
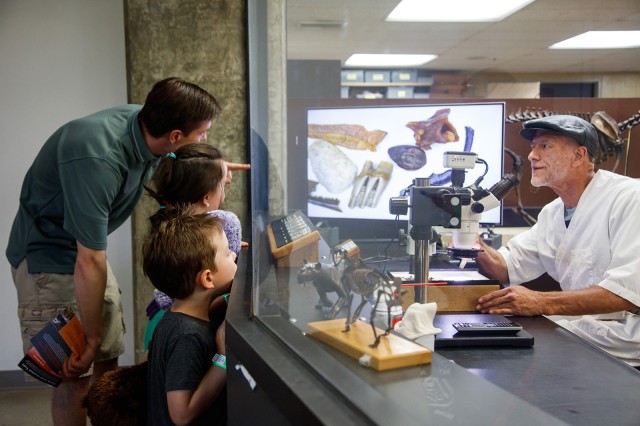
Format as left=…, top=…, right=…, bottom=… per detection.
left=296, top=260, right=347, bottom=320
left=297, top=250, right=403, bottom=349
left=338, top=254, right=403, bottom=349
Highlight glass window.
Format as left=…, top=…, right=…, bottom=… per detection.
left=248, top=0, right=640, bottom=339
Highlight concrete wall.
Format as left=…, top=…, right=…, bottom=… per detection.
left=124, top=0, right=248, bottom=361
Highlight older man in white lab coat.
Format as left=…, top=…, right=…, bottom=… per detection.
left=476, top=115, right=640, bottom=366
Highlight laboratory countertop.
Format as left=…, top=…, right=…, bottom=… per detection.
left=435, top=314, right=640, bottom=425
left=226, top=249, right=640, bottom=425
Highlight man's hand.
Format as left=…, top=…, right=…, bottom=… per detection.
left=224, top=162, right=250, bottom=184
left=478, top=285, right=637, bottom=317
left=71, top=242, right=107, bottom=379
left=61, top=340, right=99, bottom=379
left=475, top=237, right=509, bottom=283
left=476, top=285, right=542, bottom=316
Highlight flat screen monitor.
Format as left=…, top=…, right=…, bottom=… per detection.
left=287, top=101, right=506, bottom=242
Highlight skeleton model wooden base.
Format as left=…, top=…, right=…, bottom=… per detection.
left=306, top=319, right=431, bottom=371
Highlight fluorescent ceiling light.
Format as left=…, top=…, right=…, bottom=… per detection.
left=345, top=54, right=437, bottom=67
left=386, top=0, right=535, bottom=22
left=550, top=31, right=640, bottom=49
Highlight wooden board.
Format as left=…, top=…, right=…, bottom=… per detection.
left=426, top=285, right=501, bottom=312
left=307, top=319, right=431, bottom=371
left=275, top=241, right=318, bottom=268
left=333, top=239, right=360, bottom=260
left=267, top=224, right=320, bottom=267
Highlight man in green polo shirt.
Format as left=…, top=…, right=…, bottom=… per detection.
left=6, top=77, right=222, bottom=426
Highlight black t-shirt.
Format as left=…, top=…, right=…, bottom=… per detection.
left=147, top=310, right=227, bottom=426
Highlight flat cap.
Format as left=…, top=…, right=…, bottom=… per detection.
left=520, top=115, right=598, bottom=157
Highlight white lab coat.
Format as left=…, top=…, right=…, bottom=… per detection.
left=499, top=170, right=640, bottom=365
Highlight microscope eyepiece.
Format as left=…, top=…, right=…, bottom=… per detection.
left=488, top=173, right=519, bottom=200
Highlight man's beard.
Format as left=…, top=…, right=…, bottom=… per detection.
left=530, top=166, right=569, bottom=190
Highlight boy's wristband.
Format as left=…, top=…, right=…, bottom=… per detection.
left=223, top=293, right=230, bottom=304
left=212, top=353, right=226, bottom=370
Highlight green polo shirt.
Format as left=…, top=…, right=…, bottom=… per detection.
left=6, top=105, right=159, bottom=274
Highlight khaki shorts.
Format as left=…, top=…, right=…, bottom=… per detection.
left=12, top=259, right=126, bottom=369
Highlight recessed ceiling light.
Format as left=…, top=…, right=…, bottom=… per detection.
left=386, top=0, right=535, bottom=22
left=345, top=54, right=437, bottom=67
left=550, top=31, right=640, bottom=49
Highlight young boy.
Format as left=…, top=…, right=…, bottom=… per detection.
left=142, top=213, right=237, bottom=425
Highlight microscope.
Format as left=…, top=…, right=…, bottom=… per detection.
left=389, top=151, right=519, bottom=302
